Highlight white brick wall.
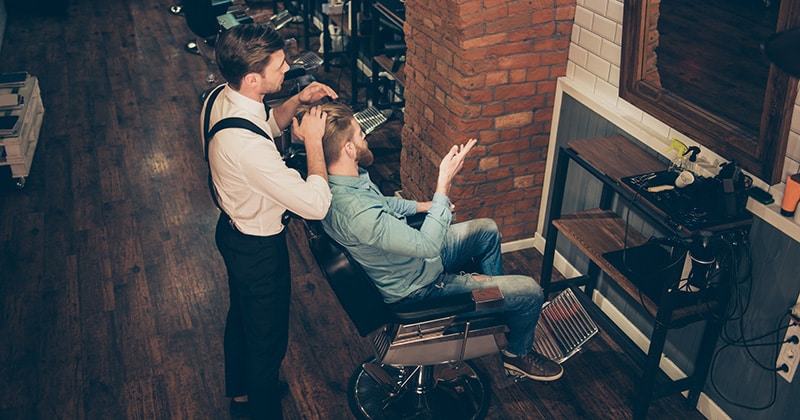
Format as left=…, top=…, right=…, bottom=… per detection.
left=566, top=0, right=800, bottom=185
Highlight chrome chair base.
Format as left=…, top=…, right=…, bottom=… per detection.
left=349, top=358, right=491, bottom=420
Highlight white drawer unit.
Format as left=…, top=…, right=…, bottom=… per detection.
left=0, top=73, right=44, bottom=188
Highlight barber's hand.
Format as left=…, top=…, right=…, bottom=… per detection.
left=292, top=106, right=327, bottom=145
left=296, top=82, right=338, bottom=105
left=436, top=138, right=477, bottom=196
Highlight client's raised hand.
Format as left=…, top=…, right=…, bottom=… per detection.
left=436, top=138, right=477, bottom=197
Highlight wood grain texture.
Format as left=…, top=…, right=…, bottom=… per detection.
left=0, top=1, right=704, bottom=418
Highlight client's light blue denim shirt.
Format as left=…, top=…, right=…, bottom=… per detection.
left=322, top=168, right=453, bottom=303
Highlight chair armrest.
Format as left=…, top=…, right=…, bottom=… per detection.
left=472, top=287, right=504, bottom=311
left=389, top=287, right=504, bottom=323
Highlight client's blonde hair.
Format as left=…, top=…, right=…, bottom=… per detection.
left=296, top=102, right=357, bottom=166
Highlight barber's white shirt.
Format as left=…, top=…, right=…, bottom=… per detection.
left=202, top=85, right=331, bottom=236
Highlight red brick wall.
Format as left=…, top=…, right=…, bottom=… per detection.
left=400, top=0, right=576, bottom=241
left=643, top=0, right=662, bottom=85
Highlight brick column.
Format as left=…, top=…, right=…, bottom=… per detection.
left=400, top=0, right=576, bottom=241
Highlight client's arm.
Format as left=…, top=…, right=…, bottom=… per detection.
left=348, top=197, right=451, bottom=259
left=408, top=138, right=478, bottom=215
left=415, top=201, right=456, bottom=213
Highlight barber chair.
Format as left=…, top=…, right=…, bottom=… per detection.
left=182, top=0, right=236, bottom=53
left=303, top=220, right=509, bottom=419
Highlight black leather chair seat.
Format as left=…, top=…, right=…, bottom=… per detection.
left=303, top=219, right=509, bottom=419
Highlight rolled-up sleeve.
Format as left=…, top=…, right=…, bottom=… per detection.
left=385, top=196, right=418, bottom=217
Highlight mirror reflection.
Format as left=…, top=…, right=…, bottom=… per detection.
left=621, top=0, right=798, bottom=184
left=655, top=0, right=779, bottom=135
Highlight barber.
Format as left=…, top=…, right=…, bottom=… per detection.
left=201, top=23, right=337, bottom=419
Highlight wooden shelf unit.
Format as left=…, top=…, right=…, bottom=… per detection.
left=540, top=134, right=750, bottom=419
left=319, top=0, right=363, bottom=107
left=368, top=0, right=405, bottom=108
left=0, top=74, right=44, bottom=188
left=372, top=54, right=404, bottom=87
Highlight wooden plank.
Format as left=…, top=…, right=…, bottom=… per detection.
left=567, top=134, right=666, bottom=182
left=552, top=209, right=658, bottom=315
left=374, top=54, right=405, bottom=86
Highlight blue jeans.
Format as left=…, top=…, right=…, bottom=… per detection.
left=402, top=218, right=543, bottom=356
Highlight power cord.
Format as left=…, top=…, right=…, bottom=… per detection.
left=706, top=234, right=794, bottom=411
left=687, top=233, right=751, bottom=323
left=709, top=312, right=791, bottom=410
left=619, top=172, right=786, bottom=411
left=715, top=234, right=754, bottom=324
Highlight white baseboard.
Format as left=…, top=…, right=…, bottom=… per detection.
left=500, top=237, right=536, bottom=253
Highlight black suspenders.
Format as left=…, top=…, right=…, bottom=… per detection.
left=202, top=84, right=274, bottom=210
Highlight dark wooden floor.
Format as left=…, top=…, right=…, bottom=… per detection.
left=0, top=1, right=705, bottom=418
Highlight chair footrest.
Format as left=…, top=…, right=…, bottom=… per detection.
left=533, top=288, right=599, bottom=363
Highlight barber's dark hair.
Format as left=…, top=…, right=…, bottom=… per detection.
left=296, top=102, right=356, bottom=166
left=215, top=24, right=285, bottom=90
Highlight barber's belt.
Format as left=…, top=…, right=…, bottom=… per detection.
left=227, top=216, right=239, bottom=232
left=224, top=211, right=294, bottom=233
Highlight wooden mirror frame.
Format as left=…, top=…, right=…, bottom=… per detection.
left=620, top=0, right=800, bottom=184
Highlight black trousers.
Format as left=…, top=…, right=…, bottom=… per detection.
left=215, top=214, right=290, bottom=419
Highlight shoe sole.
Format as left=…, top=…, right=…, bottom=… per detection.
left=503, top=363, right=563, bottom=382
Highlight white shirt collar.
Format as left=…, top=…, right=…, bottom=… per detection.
left=224, top=84, right=268, bottom=121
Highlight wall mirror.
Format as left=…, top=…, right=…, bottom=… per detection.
left=620, top=0, right=800, bottom=184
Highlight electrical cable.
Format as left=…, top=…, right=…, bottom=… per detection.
left=617, top=171, right=785, bottom=411
left=702, top=232, right=800, bottom=411
left=719, top=236, right=760, bottom=347
left=709, top=313, right=790, bottom=411
left=727, top=234, right=754, bottom=321
left=621, top=183, right=656, bottom=318
left=336, top=57, right=345, bottom=96
left=692, top=234, right=748, bottom=323
left=714, top=234, right=790, bottom=370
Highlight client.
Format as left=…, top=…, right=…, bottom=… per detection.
left=302, top=102, right=563, bottom=381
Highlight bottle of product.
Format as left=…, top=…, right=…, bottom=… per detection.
left=666, top=139, right=688, bottom=172
left=781, top=173, right=800, bottom=216
left=684, top=146, right=701, bottom=174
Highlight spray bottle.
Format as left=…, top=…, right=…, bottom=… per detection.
left=666, top=139, right=689, bottom=172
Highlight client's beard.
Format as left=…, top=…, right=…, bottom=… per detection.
left=356, top=144, right=375, bottom=167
